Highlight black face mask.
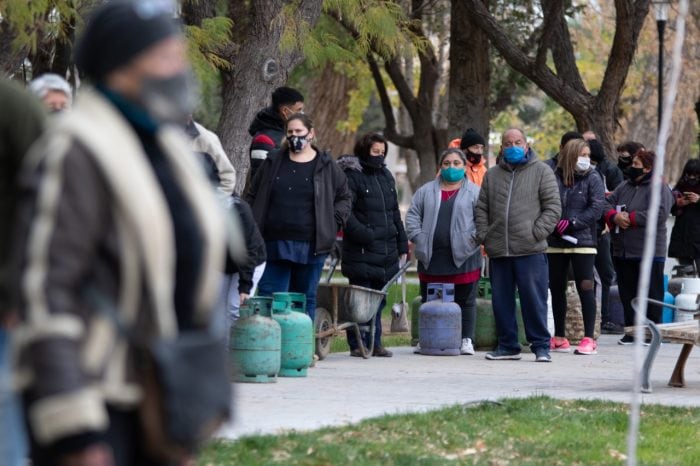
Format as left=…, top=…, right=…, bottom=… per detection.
left=364, top=156, right=385, bottom=168
left=683, top=175, right=699, bottom=186
left=624, top=166, right=645, bottom=181
left=466, top=152, right=482, bottom=165
left=618, top=156, right=633, bottom=172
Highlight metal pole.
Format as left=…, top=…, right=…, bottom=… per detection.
left=657, top=18, right=666, bottom=131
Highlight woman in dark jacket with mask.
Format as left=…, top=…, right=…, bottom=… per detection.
left=244, top=113, right=352, bottom=323
left=547, top=139, right=605, bottom=355
left=604, top=150, right=674, bottom=344
left=337, top=133, right=409, bottom=357
left=668, top=159, right=700, bottom=274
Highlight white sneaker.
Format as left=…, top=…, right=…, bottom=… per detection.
left=460, top=338, right=475, bottom=355
left=413, top=343, right=421, bottom=354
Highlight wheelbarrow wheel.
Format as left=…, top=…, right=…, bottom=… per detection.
left=315, top=307, right=332, bottom=360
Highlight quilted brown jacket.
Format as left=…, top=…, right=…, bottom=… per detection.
left=475, top=149, right=561, bottom=257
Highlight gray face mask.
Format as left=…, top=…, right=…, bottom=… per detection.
left=140, top=71, right=197, bottom=124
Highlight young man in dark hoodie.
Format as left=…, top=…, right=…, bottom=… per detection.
left=247, top=86, right=304, bottom=180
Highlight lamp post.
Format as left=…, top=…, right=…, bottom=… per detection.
left=653, top=1, right=670, bottom=131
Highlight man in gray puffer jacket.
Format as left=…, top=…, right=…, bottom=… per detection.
left=476, top=128, right=561, bottom=362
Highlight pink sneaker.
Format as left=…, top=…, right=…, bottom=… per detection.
left=550, top=336, right=570, bottom=353
left=575, top=337, right=598, bottom=355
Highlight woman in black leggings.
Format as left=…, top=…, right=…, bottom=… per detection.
left=547, top=139, right=605, bottom=355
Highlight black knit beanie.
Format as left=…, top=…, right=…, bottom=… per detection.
left=74, top=0, right=181, bottom=82
left=459, top=128, right=486, bottom=150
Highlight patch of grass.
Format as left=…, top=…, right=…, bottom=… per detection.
left=200, top=396, right=700, bottom=465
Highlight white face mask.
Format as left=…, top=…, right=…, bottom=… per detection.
left=576, top=157, right=591, bottom=172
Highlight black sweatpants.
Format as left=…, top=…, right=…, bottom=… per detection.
left=613, top=258, right=665, bottom=326
left=548, top=253, right=597, bottom=339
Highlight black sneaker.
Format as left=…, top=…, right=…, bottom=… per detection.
left=485, top=348, right=522, bottom=360
left=601, top=321, right=625, bottom=335
left=350, top=349, right=363, bottom=357
left=534, top=348, right=552, bottom=363
left=618, top=335, right=635, bottom=345
left=618, top=335, right=651, bottom=346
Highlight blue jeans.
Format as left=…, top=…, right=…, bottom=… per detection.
left=257, top=259, right=326, bottom=322
left=490, top=254, right=551, bottom=353
left=0, top=329, right=26, bottom=466
left=345, top=278, right=386, bottom=351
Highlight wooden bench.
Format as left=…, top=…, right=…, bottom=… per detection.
left=625, top=314, right=700, bottom=392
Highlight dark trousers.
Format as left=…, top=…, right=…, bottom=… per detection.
left=613, top=258, right=665, bottom=326
left=419, top=281, right=477, bottom=340
left=28, top=406, right=167, bottom=466
left=548, top=253, right=597, bottom=339
left=594, top=233, right=616, bottom=322
left=257, top=258, right=326, bottom=322
left=345, top=278, right=386, bottom=350
left=490, top=254, right=551, bottom=353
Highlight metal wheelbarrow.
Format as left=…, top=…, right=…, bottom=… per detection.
left=314, top=261, right=410, bottom=360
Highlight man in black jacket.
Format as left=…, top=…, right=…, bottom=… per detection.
left=247, top=86, right=304, bottom=181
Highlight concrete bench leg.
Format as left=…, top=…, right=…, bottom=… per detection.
left=669, top=344, right=694, bottom=388
left=641, top=320, right=661, bottom=393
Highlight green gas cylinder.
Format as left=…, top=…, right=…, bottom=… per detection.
left=272, top=292, right=313, bottom=377
left=474, top=297, right=528, bottom=349
left=230, top=297, right=281, bottom=383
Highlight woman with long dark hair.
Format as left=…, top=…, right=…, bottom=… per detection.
left=337, top=132, right=408, bottom=357
left=668, top=159, right=700, bottom=274
left=244, top=113, right=352, bottom=323
left=547, top=139, right=605, bottom=355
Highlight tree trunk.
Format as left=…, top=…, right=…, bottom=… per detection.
left=448, top=0, right=491, bottom=143
left=304, top=63, right=356, bottom=157
left=217, top=0, right=323, bottom=192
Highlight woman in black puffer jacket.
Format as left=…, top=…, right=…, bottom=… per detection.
left=547, top=139, right=605, bottom=356
left=338, top=132, right=408, bottom=357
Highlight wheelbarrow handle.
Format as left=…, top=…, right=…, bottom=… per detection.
left=325, top=257, right=339, bottom=284
left=380, top=262, right=411, bottom=294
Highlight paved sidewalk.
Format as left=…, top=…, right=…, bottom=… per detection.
left=217, top=334, right=700, bottom=439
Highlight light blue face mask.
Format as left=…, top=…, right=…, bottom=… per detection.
left=503, top=146, right=526, bottom=164
left=440, top=166, right=465, bottom=182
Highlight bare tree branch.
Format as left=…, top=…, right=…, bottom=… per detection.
left=462, top=0, right=590, bottom=116
left=534, top=0, right=562, bottom=70
left=367, top=53, right=415, bottom=149
left=548, top=2, right=588, bottom=95
left=597, top=0, right=651, bottom=115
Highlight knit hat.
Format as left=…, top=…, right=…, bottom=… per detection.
left=459, top=128, right=486, bottom=150
left=74, top=0, right=181, bottom=82
left=635, top=150, right=655, bottom=169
